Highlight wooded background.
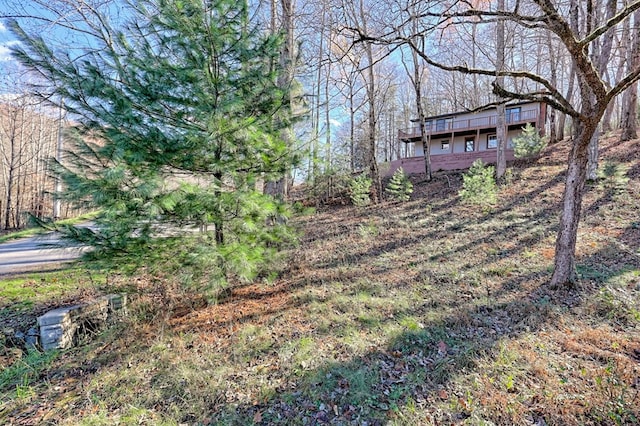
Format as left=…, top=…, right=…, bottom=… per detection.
left=2, top=0, right=640, bottom=285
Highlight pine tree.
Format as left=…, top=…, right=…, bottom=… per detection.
left=9, top=0, right=297, bottom=288
left=512, top=123, right=549, bottom=159
left=459, top=160, right=498, bottom=206
left=385, top=167, right=413, bottom=202
left=349, top=175, right=372, bottom=206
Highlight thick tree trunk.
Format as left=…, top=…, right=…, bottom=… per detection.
left=266, top=0, right=294, bottom=199
left=551, top=119, right=598, bottom=287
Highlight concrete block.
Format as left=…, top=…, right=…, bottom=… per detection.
left=38, top=305, right=81, bottom=327
left=40, top=324, right=64, bottom=350
left=37, top=293, right=128, bottom=351
left=40, top=321, right=79, bottom=350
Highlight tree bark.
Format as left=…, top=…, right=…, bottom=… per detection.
left=265, top=0, right=294, bottom=199
left=551, top=119, right=597, bottom=286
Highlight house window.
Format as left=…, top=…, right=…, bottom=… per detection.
left=465, top=137, right=475, bottom=152
left=506, top=107, right=521, bottom=123
left=441, top=140, right=450, bottom=150
left=487, top=134, right=497, bottom=149
left=436, top=117, right=453, bottom=131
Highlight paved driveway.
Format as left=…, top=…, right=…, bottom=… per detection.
left=0, top=234, right=89, bottom=276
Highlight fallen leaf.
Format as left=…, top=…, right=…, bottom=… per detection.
left=437, top=340, right=448, bottom=356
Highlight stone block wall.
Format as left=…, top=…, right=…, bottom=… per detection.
left=38, top=294, right=127, bottom=351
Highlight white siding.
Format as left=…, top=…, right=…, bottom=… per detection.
left=415, top=128, right=525, bottom=155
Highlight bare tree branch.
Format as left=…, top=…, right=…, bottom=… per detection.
left=579, top=0, right=640, bottom=48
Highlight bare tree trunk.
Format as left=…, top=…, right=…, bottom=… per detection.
left=557, top=0, right=581, bottom=142
left=587, top=0, right=617, bottom=180
left=53, top=101, right=64, bottom=218
left=586, top=128, right=599, bottom=182
left=621, top=9, right=640, bottom=141
left=364, top=46, right=381, bottom=202
left=349, top=83, right=356, bottom=172
left=471, top=23, right=479, bottom=108
left=547, top=31, right=558, bottom=143
left=495, top=0, right=507, bottom=181
left=601, top=91, right=617, bottom=133
left=265, top=0, right=294, bottom=199
left=407, top=7, right=431, bottom=181
left=557, top=64, right=575, bottom=141
left=415, top=82, right=431, bottom=180
left=310, top=5, right=326, bottom=183
left=213, top=171, right=224, bottom=246
left=2, top=106, right=23, bottom=230
left=5, top=164, right=15, bottom=229
left=324, top=58, right=332, bottom=172
left=551, top=119, right=599, bottom=286
left=358, top=0, right=381, bottom=202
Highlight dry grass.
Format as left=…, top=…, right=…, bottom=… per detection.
left=1, top=131, right=640, bottom=425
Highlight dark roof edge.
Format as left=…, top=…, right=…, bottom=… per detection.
left=410, top=100, right=542, bottom=123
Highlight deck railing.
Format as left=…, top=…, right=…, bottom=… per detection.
left=398, top=108, right=539, bottom=141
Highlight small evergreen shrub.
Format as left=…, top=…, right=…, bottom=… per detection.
left=349, top=175, right=372, bottom=206
left=598, top=162, right=629, bottom=194
left=504, top=167, right=515, bottom=185
left=512, top=123, right=549, bottom=158
left=385, top=167, right=414, bottom=202
left=459, top=160, right=497, bottom=206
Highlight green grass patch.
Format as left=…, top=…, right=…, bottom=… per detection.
left=0, top=267, right=108, bottom=305
left=0, top=350, right=58, bottom=395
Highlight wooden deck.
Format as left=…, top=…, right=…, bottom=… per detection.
left=398, top=109, right=540, bottom=141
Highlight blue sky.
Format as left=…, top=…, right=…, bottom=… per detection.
left=0, top=18, right=24, bottom=79
left=0, top=20, right=17, bottom=62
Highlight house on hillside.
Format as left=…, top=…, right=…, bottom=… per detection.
left=387, top=101, right=547, bottom=175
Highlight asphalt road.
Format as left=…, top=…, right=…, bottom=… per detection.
left=0, top=233, right=89, bottom=276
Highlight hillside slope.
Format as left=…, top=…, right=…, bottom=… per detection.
left=1, top=132, right=639, bottom=425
